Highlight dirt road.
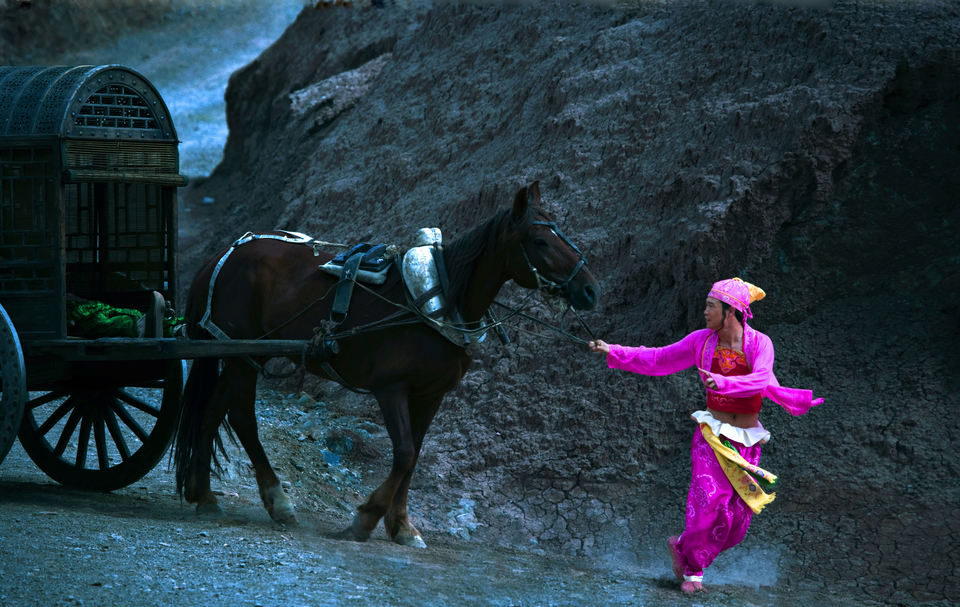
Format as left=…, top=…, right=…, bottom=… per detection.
left=1, top=2, right=952, bottom=605
left=0, top=388, right=887, bottom=607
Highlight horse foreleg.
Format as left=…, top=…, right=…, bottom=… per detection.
left=383, top=393, right=443, bottom=548
left=338, top=383, right=414, bottom=542
left=383, top=462, right=425, bottom=548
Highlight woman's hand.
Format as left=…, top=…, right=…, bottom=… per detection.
left=698, top=367, right=718, bottom=390
left=588, top=339, right=610, bottom=354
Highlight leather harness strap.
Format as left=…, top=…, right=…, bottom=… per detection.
left=201, top=231, right=314, bottom=341
left=430, top=242, right=470, bottom=328
left=330, top=251, right=365, bottom=325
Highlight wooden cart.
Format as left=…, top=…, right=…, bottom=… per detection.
left=0, top=65, right=306, bottom=491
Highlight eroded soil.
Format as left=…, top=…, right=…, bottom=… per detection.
left=0, top=386, right=886, bottom=607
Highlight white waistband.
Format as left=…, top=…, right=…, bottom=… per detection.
left=690, top=410, right=771, bottom=447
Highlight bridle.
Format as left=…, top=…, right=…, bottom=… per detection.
left=519, top=220, right=588, bottom=298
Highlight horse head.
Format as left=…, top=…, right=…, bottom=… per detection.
left=506, top=182, right=599, bottom=311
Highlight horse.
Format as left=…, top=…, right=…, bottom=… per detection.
left=173, top=181, right=599, bottom=547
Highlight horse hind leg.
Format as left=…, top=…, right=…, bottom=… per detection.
left=224, top=361, right=295, bottom=524
left=178, top=358, right=229, bottom=517
left=184, top=437, right=223, bottom=518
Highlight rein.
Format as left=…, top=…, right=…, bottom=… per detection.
left=234, top=216, right=597, bottom=388
left=491, top=299, right=595, bottom=347
left=297, top=217, right=597, bottom=348
left=256, top=258, right=595, bottom=365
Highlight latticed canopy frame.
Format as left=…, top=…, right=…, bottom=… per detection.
left=0, top=65, right=182, bottom=345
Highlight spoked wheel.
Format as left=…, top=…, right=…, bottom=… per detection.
left=0, top=303, right=27, bottom=466
left=18, top=360, right=185, bottom=491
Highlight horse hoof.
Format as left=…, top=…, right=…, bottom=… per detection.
left=268, top=495, right=296, bottom=524
left=262, top=486, right=296, bottom=523
left=196, top=502, right=225, bottom=518
left=395, top=533, right=427, bottom=549
left=331, top=518, right=371, bottom=542
left=331, top=526, right=370, bottom=542
left=270, top=505, right=296, bottom=524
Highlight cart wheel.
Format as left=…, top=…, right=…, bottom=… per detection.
left=18, top=360, right=185, bottom=491
left=0, top=304, right=27, bottom=466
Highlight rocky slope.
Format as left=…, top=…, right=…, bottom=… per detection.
left=6, top=0, right=957, bottom=603
left=179, top=2, right=960, bottom=602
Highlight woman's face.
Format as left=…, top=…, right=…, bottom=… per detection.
left=704, top=297, right=725, bottom=330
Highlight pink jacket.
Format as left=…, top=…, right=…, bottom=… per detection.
left=606, top=325, right=823, bottom=416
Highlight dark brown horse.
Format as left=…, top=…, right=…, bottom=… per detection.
left=173, top=181, right=599, bottom=547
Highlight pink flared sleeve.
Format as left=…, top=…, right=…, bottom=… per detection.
left=690, top=326, right=825, bottom=416
left=763, top=379, right=825, bottom=416
left=607, top=326, right=824, bottom=416
left=605, top=330, right=709, bottom=376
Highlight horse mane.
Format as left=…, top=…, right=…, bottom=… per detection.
left=442, top=206, right=532, bottom=317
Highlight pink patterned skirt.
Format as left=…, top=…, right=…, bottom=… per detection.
left=675, top=426, right=763, bottom=577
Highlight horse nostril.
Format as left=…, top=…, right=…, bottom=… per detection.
left=581, top=284, right=598, bottom=307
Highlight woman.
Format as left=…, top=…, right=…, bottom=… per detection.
left=588, top=277, right=823, bottom=594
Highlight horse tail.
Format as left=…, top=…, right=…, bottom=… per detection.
left=173, top=247, right=243, bottom=499
left=172, top=355, right=220, bottom=499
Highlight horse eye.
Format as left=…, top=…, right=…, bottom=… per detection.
left=533, top=237, right=548, bottom=247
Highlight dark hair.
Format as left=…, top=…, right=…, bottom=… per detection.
left=721, top=302, right=744, bottom=327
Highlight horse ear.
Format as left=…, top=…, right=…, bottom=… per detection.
left=512, top=181, right=540, bottom=222
left=512, top=185, right=529, bottom=221
left=527, top=180, right=541, bottom=207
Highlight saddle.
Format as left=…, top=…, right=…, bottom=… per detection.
left=318, top=242, right=398, bottom=326
left=319, top=228, right=486, bottom=346
left=318, top=243, right=395, bottom=285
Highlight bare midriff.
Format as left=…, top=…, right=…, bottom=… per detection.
left=707, top=408, right=760, bottom=429
left=708, top=345, right=762, bottom=429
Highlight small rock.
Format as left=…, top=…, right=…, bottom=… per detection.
left=321, top=450, right=341, bottom=466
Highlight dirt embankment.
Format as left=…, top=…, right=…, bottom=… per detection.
left=177, top=2, right=960, bottom=603
left=3, top=1, right=957, bottom=604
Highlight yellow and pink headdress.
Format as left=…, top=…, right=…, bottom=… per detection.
left=708, top=277, right=766, bottom=319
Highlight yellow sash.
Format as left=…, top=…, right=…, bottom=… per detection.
left=699, top=423, right=777, bottom=514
